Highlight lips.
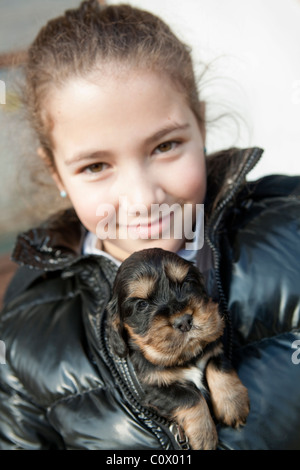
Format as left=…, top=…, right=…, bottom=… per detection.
left=118, top=212, right=175, bottom=239
left=128, top=213, right=173, bottom=238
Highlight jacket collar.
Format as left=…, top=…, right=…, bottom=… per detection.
left=11, top=147, right=263, bottom=271
left=11, top=208, right=87, bottom=270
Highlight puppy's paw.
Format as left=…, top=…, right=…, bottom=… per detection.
left=207, top=365, right=250, bottom=428
left=173, top=397, right=219, bottom=450
left=214, top=381, right=250, bottom=428
left=189, top=418, right=219, bottom=450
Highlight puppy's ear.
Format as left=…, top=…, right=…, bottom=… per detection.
left=106, top=295, right=128, bottom=357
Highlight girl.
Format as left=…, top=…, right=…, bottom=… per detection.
left=0, top=0, right=299, bottom=450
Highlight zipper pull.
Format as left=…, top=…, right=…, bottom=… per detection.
left=170, top=423, right=190, bottom=450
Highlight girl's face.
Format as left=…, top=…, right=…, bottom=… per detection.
left=48, top=69, right=206, bottom=261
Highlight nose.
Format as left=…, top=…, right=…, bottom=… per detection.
left=118, top=165, right=165, bottom=211
left=173, top=313, right=193, bottom=332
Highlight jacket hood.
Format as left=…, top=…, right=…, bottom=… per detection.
left=11, top=147, right=263, bottom=272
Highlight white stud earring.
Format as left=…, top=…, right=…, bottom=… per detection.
left=60, top=190, right=67, bottom=198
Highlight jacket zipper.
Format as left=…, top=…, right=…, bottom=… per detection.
left=98, top=311, right=187, bottom=449
left=205, top=148, right=262, bottom=360
left=169, top=423, right=190, bottom=450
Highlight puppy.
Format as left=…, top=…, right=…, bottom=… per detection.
left=107, top=248, right=249, bottom=450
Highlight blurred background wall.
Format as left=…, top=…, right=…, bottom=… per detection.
left=1, top=0, right=300, bottom=255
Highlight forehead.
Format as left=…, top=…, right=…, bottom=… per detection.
left=48, top=69, right=198, bottom=161
left=127, top=259, right=189, bottom=299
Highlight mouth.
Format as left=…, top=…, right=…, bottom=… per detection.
left=156, top=334, right=204, bottom=366
left=164, top=325, right=203, bottom=349
left=119, top=212, right=175, bottom=239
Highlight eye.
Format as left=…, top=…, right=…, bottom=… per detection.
left=154, top=141, right=178, bottom=154
left=135, top=299, right=149, bottom=312
left=181, top=278, right=197, bottom=290
left=83, top=162, right=109, bottom=174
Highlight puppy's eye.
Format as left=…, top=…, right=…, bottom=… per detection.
left=135, top=300, right=149, bottom=312
left=181, top=278, right=198, bottom=290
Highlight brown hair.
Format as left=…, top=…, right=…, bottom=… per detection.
left=24, top=0, right=202, bottom=169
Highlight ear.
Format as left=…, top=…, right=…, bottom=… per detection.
left=37, top=146, right=66, bottom=194
left=106, top=294, right=128, bottom=357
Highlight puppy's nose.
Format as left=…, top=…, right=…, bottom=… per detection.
left=173, top=313, right=193, bottom=332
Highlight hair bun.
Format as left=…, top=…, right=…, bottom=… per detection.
left=65, top=0, right=101, bottom=23
left=79, top=0, right=101, bottom=13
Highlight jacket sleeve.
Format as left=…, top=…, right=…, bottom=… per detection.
left=0, top=359, right=64, bottom=449
left=217, top=331, right=300, bottom=449
left=0, top=269, right=65, bottom=450
left=218, top=175, right=300, bottom=450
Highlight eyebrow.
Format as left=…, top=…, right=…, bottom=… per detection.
left=144, top=122, right=190, bottom=147
left=64, top=150, right=110, bottom=166
left=64, top=122, right=190, bottom=166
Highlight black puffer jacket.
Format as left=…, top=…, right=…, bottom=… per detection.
left=0, top=148, right=300, bottom=450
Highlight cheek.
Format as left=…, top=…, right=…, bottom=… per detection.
left=67, top=187, right=111, bottom=233
left=184, top=164, right=206, bottom=202
left=164, top=155, right=206, bottom=203
left=72, top=198, right=98, bottom=232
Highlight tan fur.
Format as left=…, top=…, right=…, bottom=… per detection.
left=124, top=317, right=203, bottom=366
left=144, top=368, right=180, bottom=387
left=164, top=260, right=189, bottom=284
left=128, top=276, right=155, bottom=299
left=124, top=298, right=224, bottom=367
left=191, top=298, right=224, bottom=343
left=143, top=366, right=203, bottom=388
left=173, top=398, right=218, bottom=450
left=206, top=361, right=250, bottom=428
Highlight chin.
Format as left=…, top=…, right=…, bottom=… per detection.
left=103, top=238, right=186, bottom=262
left=131, top=238, right=186, bottom=257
